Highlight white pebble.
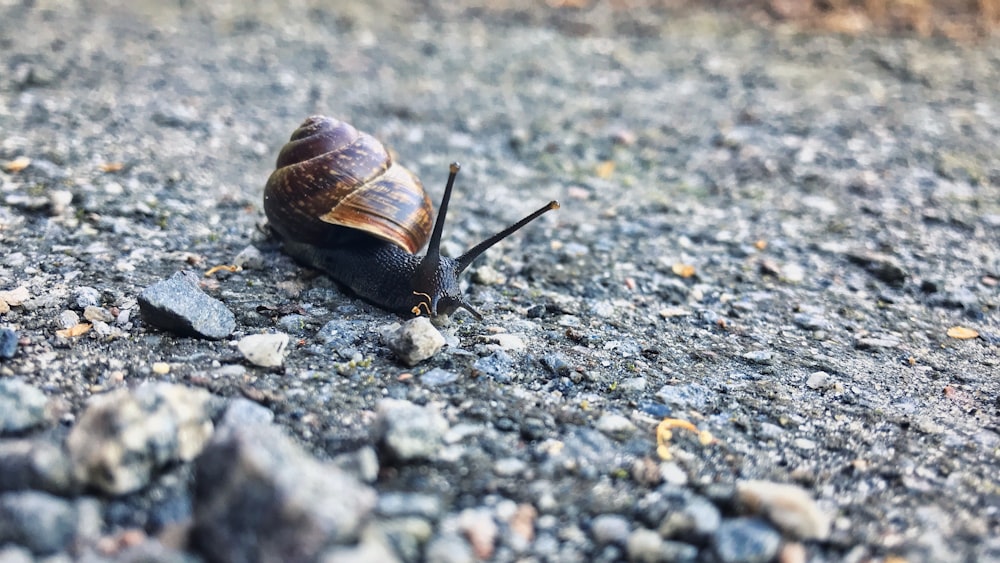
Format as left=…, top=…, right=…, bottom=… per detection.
left=385, top=317, right=445, bottom=367
left=736, top=480, right=831, bottom=540
left=238, top=333, right=290, bottom=367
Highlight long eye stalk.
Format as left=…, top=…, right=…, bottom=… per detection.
left=456, top=200, right=560, bottom=273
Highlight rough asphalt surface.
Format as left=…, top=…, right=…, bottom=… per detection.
left=1, top=0, right=998, bottom=561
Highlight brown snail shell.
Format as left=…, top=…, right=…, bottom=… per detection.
left=263, top=116, right=433, bottom=254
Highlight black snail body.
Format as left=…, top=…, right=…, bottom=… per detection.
left=264, top=115, right=559, bottom=319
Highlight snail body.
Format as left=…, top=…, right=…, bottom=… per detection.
left=264, top=115, right=558, bottom=318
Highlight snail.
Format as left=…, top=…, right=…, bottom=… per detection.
left=263, top=115, right=559, bottom=319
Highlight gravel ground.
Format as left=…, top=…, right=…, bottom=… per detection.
left=1, top=1, right=999, bottom=562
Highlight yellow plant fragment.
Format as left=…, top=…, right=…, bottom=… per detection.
left=204, top=264, right=241, bottom=277
left=656, top=417, right=714, bottom=460
left=946, top=326, right=979, bottom=339
left=595, top=160, right=615, bottom=179
left=672, top=263, right=696, bottom=278
left=56, top=323, right=92, bottom=338
left=3, top=156, right=31, bottom=172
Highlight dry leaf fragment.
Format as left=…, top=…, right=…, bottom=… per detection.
left=672, top=263, right=696, bottom=278
left=204, top=264, right=241, bottom=277
left=3, top=156, right=31, bottom=172
left=56, top=323, right=92, bottom=338
left=946, top=326, right=979, bottom=340
left=595, top=160, right=615, bottom=179
left=100, top=162, right=125, bottom=173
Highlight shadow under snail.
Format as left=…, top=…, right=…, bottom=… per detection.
left=263, top=115, right=559, bottom=319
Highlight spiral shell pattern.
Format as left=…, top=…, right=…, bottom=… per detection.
left=264, top=116, right=433, bottom=254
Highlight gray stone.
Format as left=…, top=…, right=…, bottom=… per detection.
left=233, top=245, right=265, bottom=269
left=626, top=527, right=664, bottom=563
left=376, top=493, right=443, bottom=520
left=0, top=491, right=79, bottom=555
left=0, top=328, right=19, bottom=359
left=384, top=317, right=446, bottom=367
left=0, top=440, right=76, bottom=495
left=331, top=446, right=380, bottom=484
left=138, top=271, right=235, bottom=340
left=0, top=379, right=48, bottom=434
left=591, top=514, right=630, bottom=546
left=376, top=517, right=433, bottom=563
left=192, top=419, right=376, bottom=563
left=424, top=532, right=475, bottom=563
left=655, top=383, right=712, bottom=410
left=595, top=413, right=637, bottom=438
left=421, top=367, right=459, bottom=387
left=219, top=398, right=274, bottom=429
left=712, top=518, right=781, bottom=563
left=373, top=399, right=448, bottom=462
left=66, top=383, right=215, bottom=495
left=472, top=350, right=514, bottom=382
left=320, top=524, right=401, bottom=563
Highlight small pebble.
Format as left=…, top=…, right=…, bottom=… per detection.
left=458, top=508, right=498, bottom=560
left=0, top=287, right=30, bottom=307
left=0, top=328, right=18, bottom=359
left=238, top=333, right=289, bottom=368
left=741, top=350, right=773, bottom=364
left=793, top=438, right=817, bottom=450
left=595, top=413, right=636, bottom=438
left=374, top=399, right=449, bottom=462
left=83, top=306, right=114, bottom=323
left=472, top=264, right=505, bottom=285
left=151, top=362, right=170, bottom=375
left=233, top=245, right=265, bottom=269
left=736, top=480, right=831, bottom=540
left=384, top=317, right=445, bottom=367
left=805, top=371, right=834, bottom=389
left=57, top=310, right=80, bottom=330
left=489, top=333, right=525, bottom=351
left=493, top=457, right=527, bottom=477
left=73, top=287, right=101, bottom=309
left=659, top=462, right=689, bottom=486
left=0, top=379, right=49, bottom=434
left=626, top=528, right=664, bottom=563
left=591, top=514, right=630, bottom=546
left=424, top=532, right=474, bottom=563
left=421, top=368, right=458, bottom=387
left=712, top=518, right=781, bottom=563
left=473, top=350, right=514, bottom=382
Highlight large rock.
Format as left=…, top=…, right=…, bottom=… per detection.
left=191, top=408, right=377, bottom=563
left=65, top=383, right=215, bottom=495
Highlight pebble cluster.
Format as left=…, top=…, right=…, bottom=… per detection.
left=0, top=378, right=833, bottom=562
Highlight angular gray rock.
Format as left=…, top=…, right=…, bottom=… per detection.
left=192, top=417, right=377, bottom=563
left=138, top=271, right=235, bottom=340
